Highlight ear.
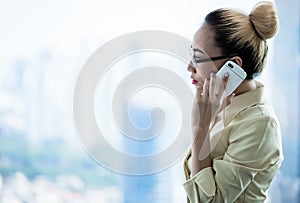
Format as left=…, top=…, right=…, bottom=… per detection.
left=230, top=56, right=242, bottom=67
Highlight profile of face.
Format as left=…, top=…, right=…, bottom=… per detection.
left=187, top=24, right=230, bottom=89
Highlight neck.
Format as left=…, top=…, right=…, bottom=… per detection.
left=234, top=79, right=258, bottom=96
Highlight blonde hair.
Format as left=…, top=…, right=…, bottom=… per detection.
left=204, top=1, right=278, bottom=79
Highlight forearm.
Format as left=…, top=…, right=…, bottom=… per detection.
left=191, top=126, right=212, bottom=176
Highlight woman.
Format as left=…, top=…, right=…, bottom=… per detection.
left=183, top=1, right=283, bottom=203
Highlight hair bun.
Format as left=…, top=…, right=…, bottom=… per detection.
left=249, top=1, right=278, bottom=40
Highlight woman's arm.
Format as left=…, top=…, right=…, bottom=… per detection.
left=191, top=73, right=232, bottom=176
left=191, top=127, right=211, bottom=176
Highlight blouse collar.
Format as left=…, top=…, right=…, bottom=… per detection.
left=224, top=86, right=265, bottom=126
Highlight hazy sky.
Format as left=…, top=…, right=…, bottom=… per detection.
left=1, top=0, right=269, bottom=62
left=0, top=0, right=276, bottom=138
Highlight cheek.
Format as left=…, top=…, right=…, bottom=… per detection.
left=195, top=62, right=218, bottom=80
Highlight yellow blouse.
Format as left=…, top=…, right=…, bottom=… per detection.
left=182, top=87, right=284, bottom=203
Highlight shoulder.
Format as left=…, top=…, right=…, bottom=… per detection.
left=237, top=100, right=279, bottom=125
left=226, top=104, right=283, bottom=168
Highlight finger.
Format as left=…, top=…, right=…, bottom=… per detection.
left=214, top=73, right=222, bottom=96
left=209, top=72, right=216, bottom=97
left=202, top=77, right=209, bottom=98
left=222, top=72, right=230, bottom=90
left=195, top=86, right=202, bottom=101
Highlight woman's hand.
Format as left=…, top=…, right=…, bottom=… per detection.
left=191, top=72, right=235, bottom=175
left=192, top=72, right=235, bottom=131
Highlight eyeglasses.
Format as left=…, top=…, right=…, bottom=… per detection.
left=189, top=45, right=233, bottom=66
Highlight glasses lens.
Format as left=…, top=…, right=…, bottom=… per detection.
left=189, top=46, right=196, bottom=66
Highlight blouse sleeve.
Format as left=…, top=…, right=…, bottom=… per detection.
left=182, top=117, right=283, bottom=203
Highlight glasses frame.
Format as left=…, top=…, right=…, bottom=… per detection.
left=189, top=45, right=233, bottom=66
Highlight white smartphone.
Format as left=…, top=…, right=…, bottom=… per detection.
left=216, top=61, right=247, bottom=97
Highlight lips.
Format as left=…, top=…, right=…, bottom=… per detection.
left=192, top=79, right=198, bottom=84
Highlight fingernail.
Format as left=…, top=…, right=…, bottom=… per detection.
left=224, top=72, right=229, bottom=78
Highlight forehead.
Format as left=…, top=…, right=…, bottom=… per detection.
left=192, top=24, right=220, bottom=56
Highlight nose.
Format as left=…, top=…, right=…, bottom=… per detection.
left=187, top=63, right=196, bottom=73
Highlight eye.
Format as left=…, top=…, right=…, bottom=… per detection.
left=194, top=55, right=203, bottom=60
left=194, top=51, right=204, bottom=58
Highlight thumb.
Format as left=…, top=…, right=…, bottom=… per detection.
left=225, top=93, right=235, bottom=106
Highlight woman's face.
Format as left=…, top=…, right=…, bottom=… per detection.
left=187, top=24, right=228, bottom=88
